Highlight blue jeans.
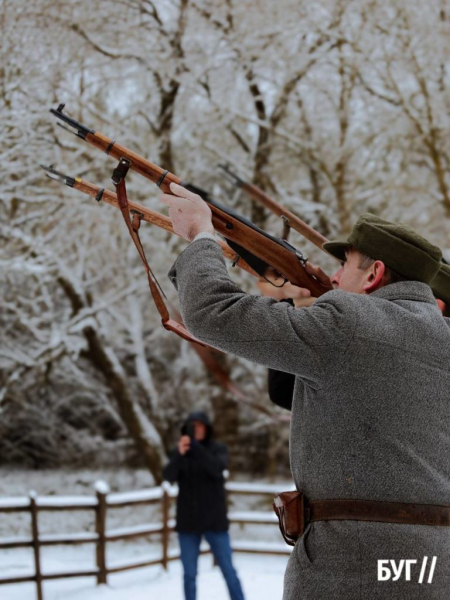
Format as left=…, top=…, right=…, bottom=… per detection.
left=178, top=531, right=245, bottom=600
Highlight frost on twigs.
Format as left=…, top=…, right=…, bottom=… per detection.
left=1, top=0, right=448, bottom=473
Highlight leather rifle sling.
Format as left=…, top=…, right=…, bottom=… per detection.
left=113, top=168, right=210, bottom=348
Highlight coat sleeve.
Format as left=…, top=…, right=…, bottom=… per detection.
left=267, top=368, right=295, bottom=411
left=189, top=441, right=228, bottom=479
left=168, top=239, right=357, bottom=387
left=162, top=449, right=183, bottom=483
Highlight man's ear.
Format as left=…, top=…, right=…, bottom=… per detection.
left=363, top=260, right=386, bottom=293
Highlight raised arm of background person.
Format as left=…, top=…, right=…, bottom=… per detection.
left=268, top=368, right=295, bottom=411
left=162, top=449, right=183, bottom=483
left=168, top=239, right=356, bottom=386
left=190, top=441, right=228, bottom=479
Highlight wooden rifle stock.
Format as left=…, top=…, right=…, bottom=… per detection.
left=50, top=105, right=331, bottom=297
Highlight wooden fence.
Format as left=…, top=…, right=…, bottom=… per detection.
left=0, top=481, right=290, bottom=600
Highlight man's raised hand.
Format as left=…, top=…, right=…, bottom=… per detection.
left=160, top=182, right=214, bottom=241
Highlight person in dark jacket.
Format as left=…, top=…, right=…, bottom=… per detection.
left=163, top=411, right=245, bottom=600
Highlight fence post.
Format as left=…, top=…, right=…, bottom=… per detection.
left=94, top=481, right=109, bottom=585
left=161, top=484, right=170, bottom=570
left=29, top=491, right=43, bottom=600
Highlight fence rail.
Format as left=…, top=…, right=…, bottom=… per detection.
left=0, top=481, right=290, bottom=600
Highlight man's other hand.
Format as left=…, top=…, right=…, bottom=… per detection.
left=178, top=435, right=191, bottom=455
left=304, top=260, right=332, bottom=290
left=160, top=182, right=214, bottom=241
left=290, top=261, right=332, bottom=306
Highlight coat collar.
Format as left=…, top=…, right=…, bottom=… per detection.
left=370, top=281, right=436, bottom=305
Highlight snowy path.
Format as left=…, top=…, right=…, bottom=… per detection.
left=1, top=553, right=287, bottom=600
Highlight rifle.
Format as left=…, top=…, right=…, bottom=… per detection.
left=49, top=104, right=331, bottom=298
left=40, top=166, right=258, bottom=278
left=218, top=163, right=330, bottom=252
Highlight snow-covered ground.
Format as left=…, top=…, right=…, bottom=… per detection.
left=1, top=549, right=288, bottom=600
left=0, top=469, right=293, bottom=599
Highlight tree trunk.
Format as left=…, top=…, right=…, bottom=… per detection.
left=58, top=276, right=166, bottom=483
left=82, top=325, right=166, bottom=482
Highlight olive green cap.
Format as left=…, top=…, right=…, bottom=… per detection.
left=431, top=262, right=450, bottom=304
left=323, top=213, right=442, bottom=284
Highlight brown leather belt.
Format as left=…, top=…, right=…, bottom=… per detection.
left=273, top=492, right=450, bottom=546
left=307, top=499, right=450, bottom=527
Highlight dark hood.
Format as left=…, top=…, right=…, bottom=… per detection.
left=181, top=411, right=213, bottom=441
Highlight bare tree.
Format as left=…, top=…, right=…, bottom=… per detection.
left=2, top=0, right=449, bottom=477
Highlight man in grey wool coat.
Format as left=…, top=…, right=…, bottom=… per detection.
left=161, top=182, right=450, bottom=600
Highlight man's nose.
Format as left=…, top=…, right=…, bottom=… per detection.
left=330, top=267, right=343, bottom=286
